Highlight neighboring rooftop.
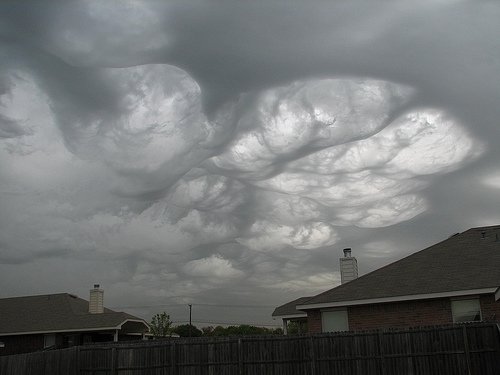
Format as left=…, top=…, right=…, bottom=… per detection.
left=299, top=225, right=500, bottom=308
left=0, top=293, right=148, bottom=335
left=272, top=297, right=312, bottom=317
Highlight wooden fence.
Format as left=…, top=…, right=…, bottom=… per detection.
left=1, top=323, right=499, bottom=375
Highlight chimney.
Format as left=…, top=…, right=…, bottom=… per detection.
left=89, top=284, right=104, bottom=314
left=340, top=248, right=358, bottom=284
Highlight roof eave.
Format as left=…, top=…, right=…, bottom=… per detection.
left=0, top=318, right=150, bottom=337
left=297, top=287, right=499, bottom=310
left=0, top=326, right=123, bottom=336
left=118, top=318, right=150, bottom=329
left=272, top=313, right=308, bottom=319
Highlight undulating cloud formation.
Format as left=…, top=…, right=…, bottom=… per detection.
left=1, top=0, right=500, bottom=326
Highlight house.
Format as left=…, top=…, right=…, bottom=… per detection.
left=272, top=297, right=311, bottom=334
left=279, top=225, right=500, bottom=334
left=0, top=285, right=150, bottom=356
left=273, top=247, right=360, bottom=334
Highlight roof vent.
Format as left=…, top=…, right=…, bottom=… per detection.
left=481, top=231, right=486, bottom=239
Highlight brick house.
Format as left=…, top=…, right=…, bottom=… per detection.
left=0, top=285, right=149, bottom=356
left=287, top=225, right=500, bottom=333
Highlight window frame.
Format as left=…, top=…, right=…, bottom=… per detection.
left=321, top=308, right=349, bottom=332
left=450, top=297, right=482, bottom=323
left=43, top=334, right=56, bottom=349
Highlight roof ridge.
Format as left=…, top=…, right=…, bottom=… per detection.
left=467, top=224, right=500, bottom=231
left=0, top=292, right=76, bottom=300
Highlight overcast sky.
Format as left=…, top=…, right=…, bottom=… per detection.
left=1, top=0, right=500, bottom=327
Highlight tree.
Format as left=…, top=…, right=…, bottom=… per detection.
left=174, top=324, right=202, bottom=337
left=287, top=320, right=308, bottom=334
left=201, top=326, right=215, bottom=336
left=200, top=324, right=283, bottom=336
left=149, top=312, right=173, bottom=338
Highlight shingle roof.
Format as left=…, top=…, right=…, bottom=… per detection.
left=0, top=293, right=148, bottom=335
left=300, top=225, right=500, bottom=307
left=272, top=297, right=312, bottom=317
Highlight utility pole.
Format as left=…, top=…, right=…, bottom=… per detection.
left=188, top=304, right=192, bottom=337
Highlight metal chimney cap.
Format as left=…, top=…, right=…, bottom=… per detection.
left=93, top=284, right=100, bottom=289
left=343, top=248, right=352, bottom=257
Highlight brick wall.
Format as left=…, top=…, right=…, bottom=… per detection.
left=480, top=294, right=500, bottom=321
left=307, top=293, right=500, bottom=333
left=347, top=298, right=452, bottom=331
left=307, top=309, right=322, bottom=334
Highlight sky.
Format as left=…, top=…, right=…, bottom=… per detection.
left=1, top=0, right=500, bottom=328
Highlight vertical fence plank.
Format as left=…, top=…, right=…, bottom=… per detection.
left=171, top=342, right=177, bottom=375
left=309, top=336, right=316, bottom=375
left=75, top=346, right=80, bottom=375
left=238, top=338, right=243, bottom=375
left=462, top=325, right=472, bottom=375
left=110, top=347, right=117, bottom=375
left=377, top=331, right=387, bottom=375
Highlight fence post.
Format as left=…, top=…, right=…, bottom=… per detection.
left=377, top=331, right=387, bottom=375
left=462, top=325, right=472, bottom=375
left=238, top=338, right=243, bottom=375
left=309, top=336, right=316, bottom=375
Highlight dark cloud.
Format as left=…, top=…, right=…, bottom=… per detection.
left=1, top=1, right=500, bottom=326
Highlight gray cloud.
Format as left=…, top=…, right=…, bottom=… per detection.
left=1, top=1, right=500, bottom=327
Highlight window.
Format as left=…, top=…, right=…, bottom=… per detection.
left=44, top=334, right=56, bottom=348
left=451, top=298, right=482, bottom=323
left=321, top=310, right=348, bottom=332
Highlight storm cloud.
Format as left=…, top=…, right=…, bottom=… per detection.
left=1, top=0, right=500, bottom=326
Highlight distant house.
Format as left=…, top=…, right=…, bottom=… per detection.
left=0, top=285, right=149, bottom=356
left=272, top=297, right=311, bottom=334
left=277, top=225, right=500, bottom=334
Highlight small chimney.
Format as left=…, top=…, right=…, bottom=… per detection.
left=89, top=284, right=104, bottom=314
left=340, top=248, right=358, bottom=284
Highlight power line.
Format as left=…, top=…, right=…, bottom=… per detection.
left=172, top=320, right=281, bottom=328
left=110, top=302, right=276, bottom=309
left=193, top=303, right=275, bottom=308
left=111, top=303, right=187, bottom=309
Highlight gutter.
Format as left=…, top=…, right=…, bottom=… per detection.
left=297, top=287, right=498, bottom=310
